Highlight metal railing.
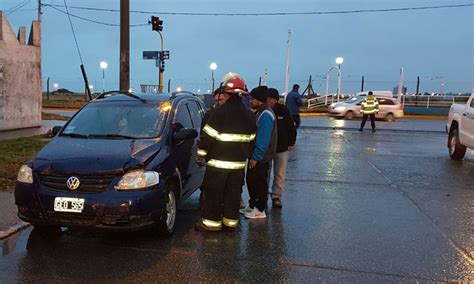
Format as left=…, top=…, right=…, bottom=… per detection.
left=402, top=95, right=469, bottom=108
left=307, top=93, right=349, bottom=109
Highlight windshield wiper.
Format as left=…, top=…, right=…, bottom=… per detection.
left=88, top=134, right=137, bottom=139
left=59, top=133, right=89, bottom=139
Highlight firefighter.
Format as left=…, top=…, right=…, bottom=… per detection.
left=359, top=91, right=379, bottom=132
left=195, top=73, right=257, bottom=232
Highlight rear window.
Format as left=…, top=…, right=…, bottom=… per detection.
left=61, top=101, right=167, bottom=139
left=379, top=99, right=395, bottom=105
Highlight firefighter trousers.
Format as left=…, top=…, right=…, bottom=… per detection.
left=201, top=167, right=244, bottom=225
left=246, top=161, right=270, bottom=212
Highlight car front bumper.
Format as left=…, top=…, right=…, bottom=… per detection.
left=15, top=180, right=167, bottom=231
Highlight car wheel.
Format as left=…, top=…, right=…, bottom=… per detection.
left=448, top=128, right=466, bottom=160
left=385, top=113, right=395, bottom=122
left=157, top=184, right=177, bottom=235
left=344, top=111, right=354, bottom=120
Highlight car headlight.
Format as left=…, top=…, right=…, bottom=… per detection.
left=17, top=165, right=33, bottom=184
left=115, top=170, right=159, bottom=190
left=334, top=106, right=346, bottom=112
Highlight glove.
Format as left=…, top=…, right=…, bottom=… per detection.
left=196, top=156, right=206, bottom=167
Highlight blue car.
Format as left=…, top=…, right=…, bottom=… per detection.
left=15, top=91, right=206, bottom=235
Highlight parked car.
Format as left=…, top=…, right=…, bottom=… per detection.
left=329, top=96, right=404, bottom=121
left=15, top=91, right=206, bottom=235
left=446, top=92, right=474, bottom=160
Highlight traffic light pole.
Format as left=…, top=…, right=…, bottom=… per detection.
left=157, top=31, right=164, bottom=93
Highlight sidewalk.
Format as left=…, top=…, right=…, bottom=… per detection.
left=0, top=120, right=65, bottom=140
left=0, top=192, right=28, bottom=239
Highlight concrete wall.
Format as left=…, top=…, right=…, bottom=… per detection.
left=0, top=11, right=41, bottom=131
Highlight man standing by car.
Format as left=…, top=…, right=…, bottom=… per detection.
left=244, top=86, right=277, bottom=219
left=285, top=84, right=303, bottom=128
left=195, top=73, right=256, bottom=232
left=266, top=88, right=296, bottom=208
left=359, top=91, right=379, bottom=132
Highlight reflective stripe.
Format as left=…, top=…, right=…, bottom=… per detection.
left=223, top=217, right=239, bottom=227
left=207, top=159, right=246, bottom=170
left=202, top=218, right=222, bottom=229
left=362, top=109, right=378, bottom=114
left=203, top=124, right=255, bottom=142
left=197, top=149, right=207, bottom=156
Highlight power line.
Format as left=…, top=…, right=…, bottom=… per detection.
left=63, top=0, right=84, bottom=64
left=42, top=3, right=474, bottom=16
left=5, top=0, right=32, bottom=15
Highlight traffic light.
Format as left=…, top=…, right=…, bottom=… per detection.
left=150, top=16, right=163, bottom=32
left=159, top=60, right=165, bottom=72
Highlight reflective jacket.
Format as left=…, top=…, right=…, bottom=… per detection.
left=197, top=96, right=256, bottom=170
left=360, top=97, right=379, bottom=115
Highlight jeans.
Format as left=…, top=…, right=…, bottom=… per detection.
left=246, top=161, right=270, bottom=212
left=270, top=151, right=289, bottom=200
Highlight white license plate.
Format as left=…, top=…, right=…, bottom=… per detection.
left=53, top=197, right=85, bottom=213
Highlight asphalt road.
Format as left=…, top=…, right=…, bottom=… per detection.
left=0, top=126, right=473, bottom=282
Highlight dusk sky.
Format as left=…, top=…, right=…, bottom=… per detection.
left=2, top=0, right=473, bottom=94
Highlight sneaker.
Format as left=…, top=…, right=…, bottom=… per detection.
left=244, top=207, right=267, bottom=219
left=239, top=206, right=252, bottom=215
left=272, top=198, right=282, bottom=208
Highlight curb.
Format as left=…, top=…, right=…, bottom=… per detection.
left=299, top=125, right=445, bottom=134
left=0, top=222, right=30, bottom=240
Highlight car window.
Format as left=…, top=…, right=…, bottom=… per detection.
left=379, top=99, right=395, bottom=105
left=61, top=102, right=165, bottom=138
left=186, top=100, right=204, bottom=130
left=470, top=98, right=474, bottom=108
left=173, top=102, right=194, bottom=129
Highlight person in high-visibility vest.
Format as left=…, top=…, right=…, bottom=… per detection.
left=358, top=91, right=379, bottom=132
left=195, top=73, right=256, bottom=232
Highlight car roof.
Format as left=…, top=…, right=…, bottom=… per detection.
left=93, top=91, right=199, bottom=103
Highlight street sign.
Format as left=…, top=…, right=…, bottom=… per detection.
left=160, top=50, right=170, bottom=60
left=143, top=51, right=159, bottom=60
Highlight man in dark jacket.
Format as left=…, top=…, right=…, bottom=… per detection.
left=267, top=88, right=296, bottom=208
left=285, top=84, right=303, bottom=128
left=195, top=73, right=256, bottom=232
left=243, top=86, right=277, bottom=219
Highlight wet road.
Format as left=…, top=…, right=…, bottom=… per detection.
left=1, top=127, right=473, bottom=282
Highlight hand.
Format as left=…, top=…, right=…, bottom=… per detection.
left=249, top=159, right=257, bottom=169
left=288, top=146, right=294, bottom=152
left=196, top=156, right=206, bottom=167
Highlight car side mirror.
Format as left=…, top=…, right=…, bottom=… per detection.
left=173, top=128, right=198, bottom=141
left=52, top=126, right=63, bottom=136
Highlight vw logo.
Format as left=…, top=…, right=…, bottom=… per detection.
left=66, top=176, right=80, bottom=191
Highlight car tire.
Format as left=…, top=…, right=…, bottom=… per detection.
left=448, top=127, right=466, bottom=160
left=344, top=111, right=354, bottom=120
left=385, top=113, right=395, bottom=122
left=157, top=184, right=177, bottom=236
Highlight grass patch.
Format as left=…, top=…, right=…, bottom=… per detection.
left=42, top=112, right=71, bottom=121
left=0, top=136, right=49, bottom=191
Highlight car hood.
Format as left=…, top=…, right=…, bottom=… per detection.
left=33, top=137, right=163, bottom=175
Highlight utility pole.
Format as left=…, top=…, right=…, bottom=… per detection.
left=415, top=76, right=420, bottom=95
left=361, top=76, right=365, bottom=92
left=38, top=0, right=42, bottom=21
left=284, top=30, right=291, bottom=101
left=120, top=0, right=130, bottom=92
left=46, top=77, right=50, bottom=100
left=302, top=75, right=315, bottom=97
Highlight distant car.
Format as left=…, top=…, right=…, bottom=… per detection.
left=329, top=96, right=404, bottom=121
left=15, top=91, right=206, bottom=235
left=446, top=93, right=474, bottom=160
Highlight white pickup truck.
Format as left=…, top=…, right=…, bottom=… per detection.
left=446, top=93, right=474, bottom=160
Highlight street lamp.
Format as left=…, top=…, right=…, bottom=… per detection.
left=100, top=61, right=108, bottom=93
left=209, top=62, right=217, bottom=93
left=335, top=56, right=344, bottom=69
left=53, top=83, right=59, bottom=90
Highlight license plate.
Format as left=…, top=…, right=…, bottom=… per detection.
left=54, top=197, right=85, bottom=213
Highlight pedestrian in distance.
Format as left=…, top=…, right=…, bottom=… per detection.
left=285, top=84, right=303, bottom=128
left=195, top=73, right=256, bottom=232
left=266, top=88, right=296, bottom=208
left=243, top=86, right=277, bottom=219
left=358, top=91, right=379, bottom=133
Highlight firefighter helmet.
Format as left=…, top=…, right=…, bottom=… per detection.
left=221, top=72, right=249, bottom=96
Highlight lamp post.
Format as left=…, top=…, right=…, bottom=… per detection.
left=100, top=61, right=108, bottom=93
left=209, top=62, right=217, bottom=93
left=335, top=57, right=344, bottom=100
left=335, top=56, right=344, bottom=70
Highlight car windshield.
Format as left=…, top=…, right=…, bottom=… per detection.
left=60, top=101, right=167, bottom=139
left=346, top=96, right=364, bottom=104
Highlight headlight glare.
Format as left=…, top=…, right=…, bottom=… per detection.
left=17, top=165, right=33, bottom=184
left=115, top=170, right=159, bottom=190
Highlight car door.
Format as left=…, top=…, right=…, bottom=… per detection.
left=180, top=100, right=206, bottom=198
left=460, top=96, right=474, bottom=146
left=377, top=98, right=393, bottom=118
left=171, top=100, right=195, bottom=196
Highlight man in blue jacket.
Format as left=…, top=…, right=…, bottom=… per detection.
left=285, top=84, right=303, bottom=128
left=243, top=86, right=277, bottom=219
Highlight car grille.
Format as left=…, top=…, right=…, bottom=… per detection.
left=38, top=172, right=116, bottom=193
left=46, top=211, right=96, bottom=226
